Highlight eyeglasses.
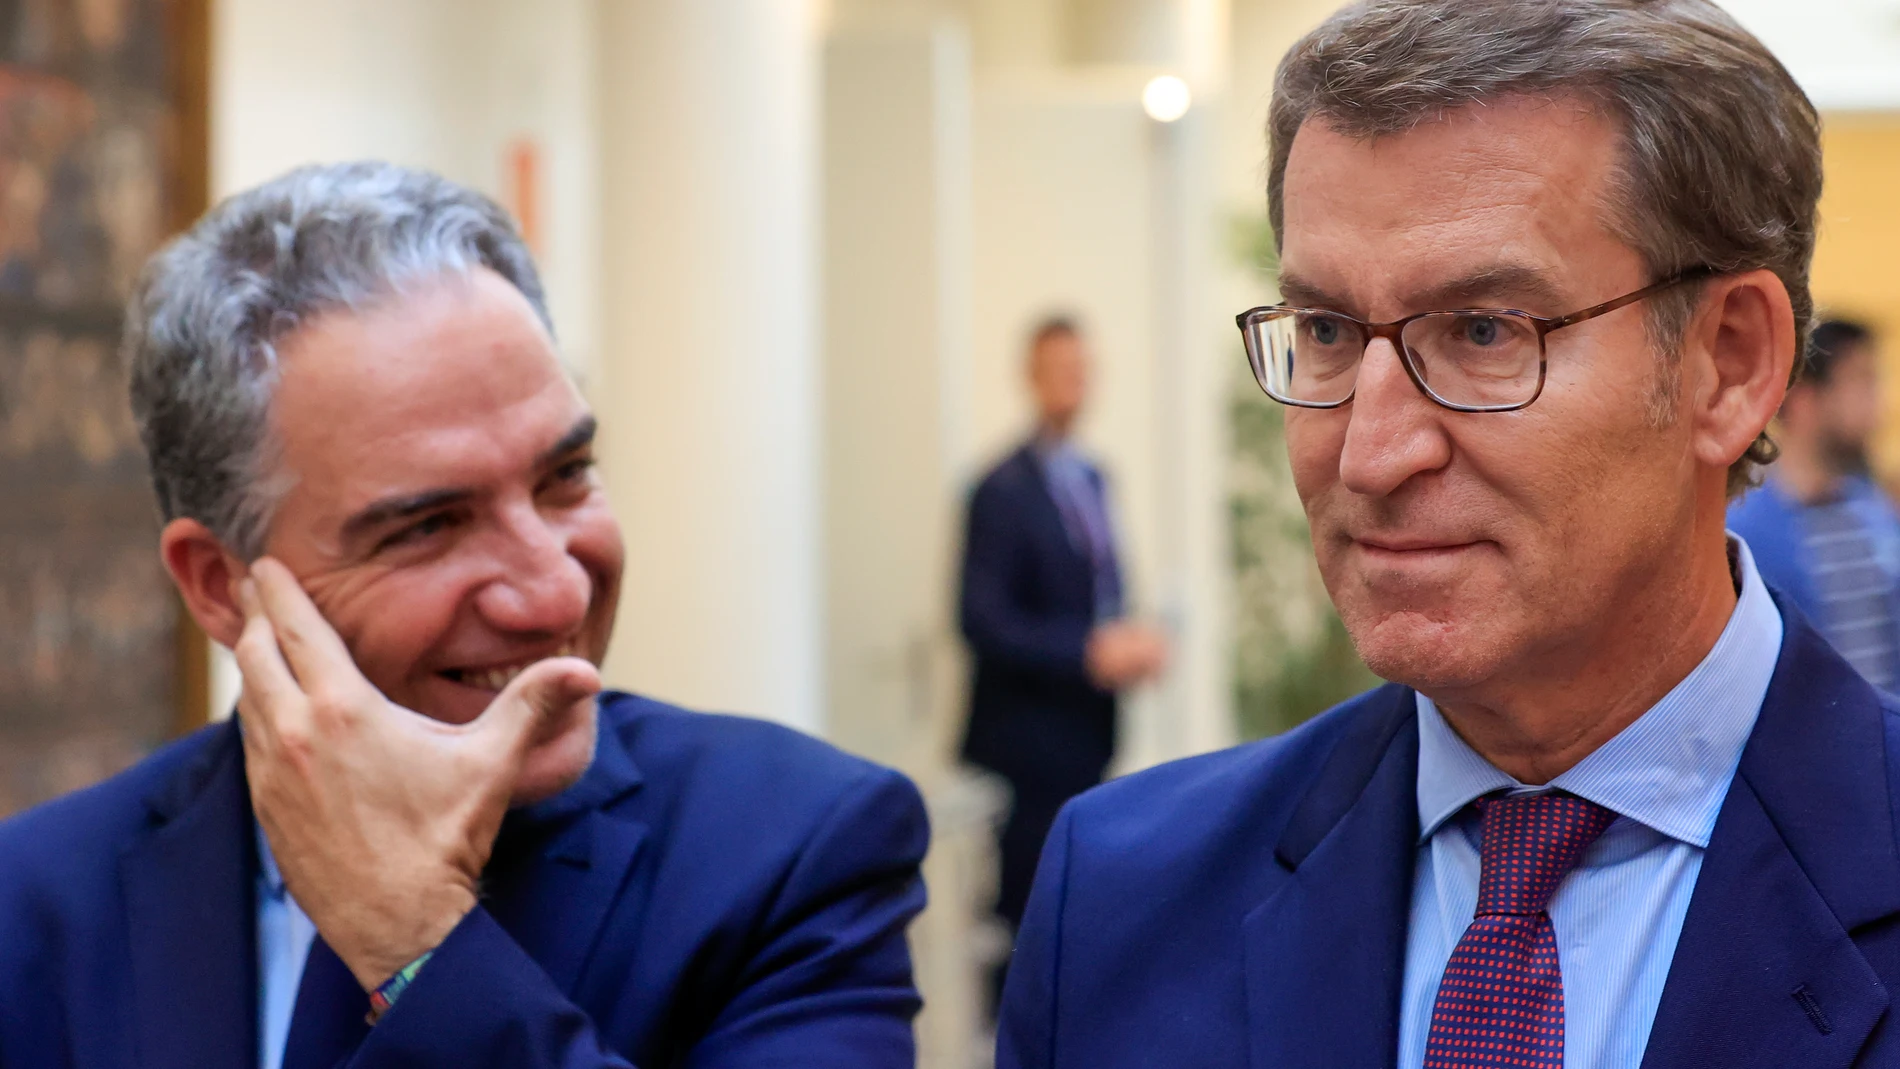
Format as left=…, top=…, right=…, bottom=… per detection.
left=1235, top=268, right=1715, bottom=412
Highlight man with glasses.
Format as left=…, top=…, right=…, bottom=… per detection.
left=998, top=2, right=1900, bottom=1067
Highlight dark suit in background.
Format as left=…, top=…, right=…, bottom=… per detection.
left=959, top=442, right=1123, bottom=934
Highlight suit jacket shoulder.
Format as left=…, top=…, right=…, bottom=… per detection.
left=603, top=691, right=914, bottom=815
left=970, top=444, right=1039, bottom=506
left=0, top=719, right=235, bottom=933
left=1056, top=683, right=1405, bottom=879
left=585, top=691, right=927, bottom=922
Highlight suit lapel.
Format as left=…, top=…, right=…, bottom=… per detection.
left=486, top=717, right=648, bottom=995
left=1245, top=686, right=1418, bottom=1069
left=119, top=723, right=257, bottom=1069
left=1014, top=446, right=1089, bottom=573
left=1641, top=613, right=1900, bottom=1068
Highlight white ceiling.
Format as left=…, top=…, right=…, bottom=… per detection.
left=1720, top=0, right=1900, bottom=110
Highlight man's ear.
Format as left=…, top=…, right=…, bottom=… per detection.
left=1684, top=268, right=1796, bottom=472
left=159, top=518, right=249, bottom=650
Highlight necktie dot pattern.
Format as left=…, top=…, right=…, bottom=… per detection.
left=1422, top=791, right=1617, bottom=1069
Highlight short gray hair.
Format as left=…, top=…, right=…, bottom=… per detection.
left=1266, top=0, right=1822, bottom=496
left=125, top=161, right=551, bottom=558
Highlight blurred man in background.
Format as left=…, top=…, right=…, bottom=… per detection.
left=0, top=162, right=927, bottom=1069
left=957, top=316, right=1167, bottom=994
left=1730, top=319, right=1900, bottom=690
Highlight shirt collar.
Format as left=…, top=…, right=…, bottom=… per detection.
left=256, top=819, right=288, bottom=900
left=1415, top=534, right=1784, bottom=847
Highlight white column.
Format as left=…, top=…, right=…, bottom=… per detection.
left=824, top=21, right=1003, bottom=1067
left=595, top=0, right=825, bottom=733
left=822, top=16, right=975, bottom=768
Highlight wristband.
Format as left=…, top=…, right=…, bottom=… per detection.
left=365, top=950, right=434, bottom=1025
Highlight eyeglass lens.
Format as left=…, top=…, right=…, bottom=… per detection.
left=1245, top=310, right=1543, bottom=409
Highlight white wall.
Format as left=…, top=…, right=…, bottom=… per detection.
left=212, top=0, right=600, bottom=376
left=1720, top=0, right=1900, bottom=110
left=823, top=17, right=975, bottom=767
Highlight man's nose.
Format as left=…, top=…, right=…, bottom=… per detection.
left=1337, top=338, right=1453, bottom=497
left=475, top=508, right=592, bottom=636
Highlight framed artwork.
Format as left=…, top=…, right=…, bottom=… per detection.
left=0, top=0, right=207, bottom=817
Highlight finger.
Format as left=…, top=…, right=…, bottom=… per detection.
left=474, top=656, right=602, bottom=754
left=232, top=580, right=308, bottom=730
left=250, top=557, right=364, bottom=693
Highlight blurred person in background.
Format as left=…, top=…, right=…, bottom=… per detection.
left=997, top=2, right=1900, bottom=1067
left=0, top=162, right=928, bottom=1069
left=1729, top=319, right=1900, bottom=691
left=957, top=316, right=1167, bottom=997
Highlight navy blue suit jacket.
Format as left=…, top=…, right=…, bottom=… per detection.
left=998, top=603, right=1900, bottom=1068
left=0, top=691, right=929, bottom=1068
left=959, top=444, right=1120, bottom=789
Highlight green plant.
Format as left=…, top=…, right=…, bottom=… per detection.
left=1227, top=214, right=1381, bottom=739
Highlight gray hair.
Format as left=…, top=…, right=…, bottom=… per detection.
left=1266, top=0, right=1822, bottom=496
left=125, top=161, right=551, bottom=558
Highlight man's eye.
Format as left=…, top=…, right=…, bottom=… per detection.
left=1305, top=316, right=1343, bottom=345
left=543, top=456, right=598, bottom=494
left=1462, top=316, right=1502, bottom=346
left=381, top=513, right=456, bottom=550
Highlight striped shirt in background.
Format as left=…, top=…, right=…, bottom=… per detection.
left=1803, top=500, right=1900, bottom=690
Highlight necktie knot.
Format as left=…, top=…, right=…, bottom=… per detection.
left=1472, top=791, right=1615, bottom=917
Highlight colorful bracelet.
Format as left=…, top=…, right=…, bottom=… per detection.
left=365, top=950, right=434, bottom=1025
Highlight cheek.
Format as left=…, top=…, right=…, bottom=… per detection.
left=570, top=501, right=624, bottom=590
left=1284, top=409, right=1346, bottom=508
left=320, top=568, right=471, bottom=686
left=566, top=500, right=625, bottom=643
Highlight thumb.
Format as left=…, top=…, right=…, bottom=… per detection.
left=476, top=656, right=602, bottom=752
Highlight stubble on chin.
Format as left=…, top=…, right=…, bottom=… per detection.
left=1338, top=598, right=1493, bottom=692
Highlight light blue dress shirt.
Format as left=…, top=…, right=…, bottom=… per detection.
left=1397, top=537, right=1784, bottom=1069
left=256, top=826, right=318, bottom=1069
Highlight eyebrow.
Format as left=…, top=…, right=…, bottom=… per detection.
left=538, top=413, right=597, bottom=467
left=1277, top=264, right=1571, bottom=320
left=339, top=486, right=475, bottom=546
left=337, top=413, right=599, bottom=547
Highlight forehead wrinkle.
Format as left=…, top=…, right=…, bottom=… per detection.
left=1281, top=110, right=1630, bottom=322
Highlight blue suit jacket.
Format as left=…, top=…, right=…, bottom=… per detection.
left=997, top=602, right=1900, bottom=1068
left=959, top=444, right=1121, bottom=788
left=0, top=691, right=929, bottom=1068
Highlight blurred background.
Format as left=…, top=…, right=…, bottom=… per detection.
left=4, top=0, right=1900, bottom=1064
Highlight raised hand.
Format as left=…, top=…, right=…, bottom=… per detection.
left=1084, top=620, right=1171, bottom=691
left=233, top=557, right=601, bottom=990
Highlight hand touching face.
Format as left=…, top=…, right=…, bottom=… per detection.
left=233, top=558, right=601, bottom=989
left=164, top=267, right=626, bottom=805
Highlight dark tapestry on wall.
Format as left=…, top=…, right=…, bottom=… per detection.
left=0, top=0, right=201, bottom=816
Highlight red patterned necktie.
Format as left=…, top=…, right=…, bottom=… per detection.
left=1422, top=791, right=1617, bottom=1069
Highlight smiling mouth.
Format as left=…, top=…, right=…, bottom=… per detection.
left=440, top=642, right=579, bottom=692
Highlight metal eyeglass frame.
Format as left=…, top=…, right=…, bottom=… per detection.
left=1234, top=266, right=1718, bottom=413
